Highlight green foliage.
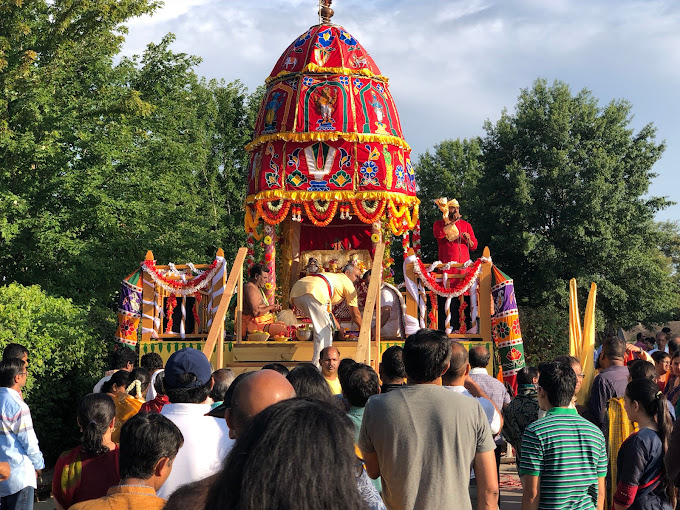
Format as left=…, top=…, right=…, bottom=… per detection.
left=416, top=79, right=680, bottom=352
left=0, top=283, right=112, bottom=464
left=0, top=2, right=261, bottom=310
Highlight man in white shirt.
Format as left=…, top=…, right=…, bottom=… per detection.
left=158, top=348, right=232, bottom=500
left=362, top=270, right=418, bottom=339
left=442, top=342, right=502, bottom=434
left=92, top=347, right=136, bottom=393
left=0, top=358, right=44, bottom=510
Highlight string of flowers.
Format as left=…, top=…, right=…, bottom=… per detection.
left=351, top=199, right=386, bottom=224
left=458, top=297, right=468, bottom=334
left=413, top=258, right=486, bottom=298
left=245, top=206, right=263, bottom=241
left=165, top=294, right=177, bottom=333
left=192, top=293, right=202, bottom=334
left=303, top=201, right=338, bottom=227
left=142, top=259, right=220, bottom=296
left=428, top=291, right=438, bottom=329
left=256, top=199, right=291, bottom=225
left=388, top=202, right=419, bottom=235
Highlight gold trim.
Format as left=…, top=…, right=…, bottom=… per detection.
left=246, top=191, right=420, bottom=205
left=246, top=131, right=411, bottom=152
left=265, top=64, right=389, bottom=85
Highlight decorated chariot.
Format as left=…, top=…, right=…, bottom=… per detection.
left=123, top=1, right=525, bottom=389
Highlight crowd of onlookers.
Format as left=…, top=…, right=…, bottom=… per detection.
left=0, top=329, right=679, bottom=509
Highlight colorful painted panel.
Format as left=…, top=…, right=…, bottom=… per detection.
left=491, top=278, right=525, bottom=392
left=268, top=25, right=382, bottom=79
left=254, top=81, right=297, bottom=137
left=284, top=141, right=354, bottom=192
left=298, top=79, right=353, bottom=134
left=353, top=80, right=403, bottom=137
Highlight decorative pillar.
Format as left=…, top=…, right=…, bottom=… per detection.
left=264, top=224, right=276, bottom=304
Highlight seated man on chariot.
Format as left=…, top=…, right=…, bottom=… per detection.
left=242, top=264, right=288, bottom=339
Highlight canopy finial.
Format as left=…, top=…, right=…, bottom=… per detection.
left=318, top=0, right=334, bottom=24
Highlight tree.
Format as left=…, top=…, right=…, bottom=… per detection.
left=415, top=79, right=679, bottom=342
left=0, top=2, right=259, bottom=310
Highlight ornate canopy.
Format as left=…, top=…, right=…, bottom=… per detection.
left=245, top=21, right=419, bottom=235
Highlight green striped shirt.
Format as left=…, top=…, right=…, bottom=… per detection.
left=519, top=407, right=607, bottom=509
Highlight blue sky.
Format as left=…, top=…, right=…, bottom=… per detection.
left=120, top=0, right=680, bottom=222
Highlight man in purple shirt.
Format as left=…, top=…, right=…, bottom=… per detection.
left=583, top=336, right=629, bottom=433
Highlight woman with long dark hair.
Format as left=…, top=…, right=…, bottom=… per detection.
left=52, top=394, right=119, bottom=509
left=613, top=378, right=676, bottom=510
left=100, top=370, right=129, bottom=401
left=203, top=398, right=367, bottom=510
left=111, top=367, right=150, bottom=443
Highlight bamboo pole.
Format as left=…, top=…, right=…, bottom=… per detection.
left=356, top=243, right=384, bottom=365
left=203, top=247, right=247, bottom=365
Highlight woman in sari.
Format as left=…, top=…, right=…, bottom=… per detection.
left=111, top=367, right=150, bottom=443
left=613, top=378, right=676, bottom=510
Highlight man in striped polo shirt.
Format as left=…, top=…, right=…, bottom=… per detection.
left=520, top=361, right=607, bottom=510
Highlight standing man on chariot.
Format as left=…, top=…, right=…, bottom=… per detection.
left=290, top=262, right=362, bottom=368
left=433, top=198, right=478, bottom=332
left=242, top=264, right=288, bottom=340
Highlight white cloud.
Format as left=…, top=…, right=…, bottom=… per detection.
left=119, top=0, right=680, bottom=219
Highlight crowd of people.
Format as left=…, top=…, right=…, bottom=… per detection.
left=0, top=329, right=679, bottom=509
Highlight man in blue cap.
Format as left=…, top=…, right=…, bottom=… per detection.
left=158, top=348, right=232, bottom=500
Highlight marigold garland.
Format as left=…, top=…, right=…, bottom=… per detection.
left=351, top=199, right=386, bottom=224
left=303, top=201, right=338, bottom=227
left=256, top=199, right=291, bottom=225
left=414, top=258, right=484, bottom=298
left=458, top=297, right=468, bottom=334
left=428, top=291, right=438, bottom=329
left=165, top=294, right=177, bottom=333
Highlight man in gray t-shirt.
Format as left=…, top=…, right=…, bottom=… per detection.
left=359, top=329, right=498, bottom=510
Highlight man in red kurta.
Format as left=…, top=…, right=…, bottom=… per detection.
left=432, top=198, right=479, bottom=332
left=433, top=199, right=478, bottom=264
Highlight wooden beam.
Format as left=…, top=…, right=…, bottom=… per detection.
left=203, top=247, right=247, bottom=365
left=355, top=243, right=384, bottom=365
left=141, top=250, right=155, bottom=343
left=479, top=246, right=492, bottom=343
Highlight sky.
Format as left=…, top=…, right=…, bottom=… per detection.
left=120, top=0, right=680, bottom=222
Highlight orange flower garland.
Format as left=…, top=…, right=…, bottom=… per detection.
left=256, top=199, right=291, bottom=225
left=351, top=199, right=386, bottom=224
left=303, top=201, right=339, bottom=227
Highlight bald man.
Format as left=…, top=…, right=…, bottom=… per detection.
left=319, top=346, right=342, bottom=395
left=225, top=370, right=296, bottom=439
left=164, top=370, right=295, bottom=509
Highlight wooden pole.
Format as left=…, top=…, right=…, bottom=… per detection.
left=236, top=259, right=243, bottom=344
left=404, top=248, right=418, bottom=320
left=203, top=247, right=247, bottom=364
left=356, top=242, right=384, bottom=365
left=479, top=246, right=492, bottom=343
left=141, top=250, right=155, bottom=343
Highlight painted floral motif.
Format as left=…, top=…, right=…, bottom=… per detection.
left=353, top=78, right=364, bottom=90
left=294, top=29, right=312, bottom=49
left=287, top=148, right=302, bottom=170
left=303, top=76, right=314, bottom=87
left=506, top=347, right=523, bottom=363
left=338, top=76, right=350, bottom=86
left=360, top=161, right=380, bottom=186
left=287, top=169, right=307, bottom=188
left=511, top=319, right=521, bottom=336
left=316, top=28, right=335, bottom=47
left=395, top=165, right=406, bottom=190
left=375, top=84, right=385, bottom=94
left=339, top=30, right=358, bottom=47
left=121, top=318, right=137, bottom=337
left=329, top=170, right=352, bottom=188
left=494, top=321, right=511, bottom=340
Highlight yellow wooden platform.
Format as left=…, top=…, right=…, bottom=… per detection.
left=139, top=338, right=495, bottom=376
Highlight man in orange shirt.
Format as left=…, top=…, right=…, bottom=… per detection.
left=70, top=413, right=183, bottom=509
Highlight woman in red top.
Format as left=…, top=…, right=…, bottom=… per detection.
left=52, top=393, right=120, bottom=509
